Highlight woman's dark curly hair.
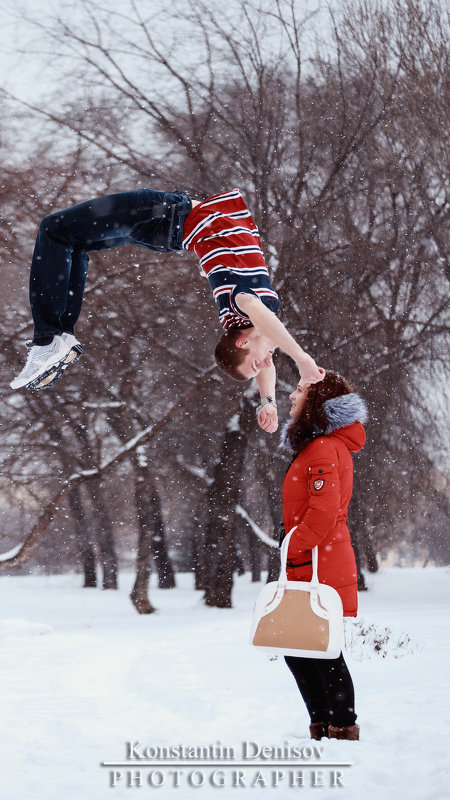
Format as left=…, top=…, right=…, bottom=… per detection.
left=288, top=371, right=354, bottom=453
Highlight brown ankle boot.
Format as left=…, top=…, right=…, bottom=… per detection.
left=309, top=722, right=329, bottom=740
left=328, top=723, right=360, bottom=740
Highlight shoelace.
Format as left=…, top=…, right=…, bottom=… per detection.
left=24, top=340, right=56, bottom=366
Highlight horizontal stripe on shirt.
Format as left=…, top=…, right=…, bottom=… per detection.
left=183, top=189, right=280, bottom=330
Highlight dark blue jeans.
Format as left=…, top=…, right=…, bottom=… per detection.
left=29, top=189, right=192, bottom=343
left=285, top=653, right=357, bottom=727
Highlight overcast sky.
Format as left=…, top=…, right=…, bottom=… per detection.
left=0, top=0, right=331, bottom=104
left=1, top=0, right=55, bottom=100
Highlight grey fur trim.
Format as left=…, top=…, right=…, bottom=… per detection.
left=279, top=392, right=368, bottom=451
left=323, top=393, right=368, bottom=434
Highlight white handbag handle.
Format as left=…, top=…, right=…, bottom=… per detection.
left=280, top=527, right=319, bottom=589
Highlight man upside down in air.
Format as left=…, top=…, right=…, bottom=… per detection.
left=11, top=188, right=324, bottom=432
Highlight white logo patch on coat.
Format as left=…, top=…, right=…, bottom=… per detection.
left=313, top=479, right=325, bottom=491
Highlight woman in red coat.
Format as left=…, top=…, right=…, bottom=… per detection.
left=282, top=371, right=367, bottom=741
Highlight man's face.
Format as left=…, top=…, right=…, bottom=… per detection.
left=235, top=332, right=275, bottom=379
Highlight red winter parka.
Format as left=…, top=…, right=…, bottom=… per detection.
left=282, top=420, right=366, bottom=616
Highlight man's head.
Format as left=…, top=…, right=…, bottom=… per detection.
left=214, top=327, right=275, bottom=381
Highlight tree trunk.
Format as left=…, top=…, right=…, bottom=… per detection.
left=192, top=501, right=207, bottom=591
left=86, top=477, right=118, bottom=589
left=203, top=396, right=254, bottom=608
left=68, top=485, right=97, bottom=587
left=267, top=546, right=280, bottom=583
left=350, top=528, right=368, bottom=591
left=153, top=536, right=176, bottom=588
left=130, top=447, right=156, bottom=614
left=234, top=512, right=261, bottom=581
left=150, top=479, right=175, bottom=590
left=348, top=483, right=375, bottom=584
left=130, top=447, right=175, bottom=614
left=262, top=464, right=284, bottom=583
left=363, top=535, right=379, bottom=573
left=130, top=534, right=155, bottom=615
left=249, top=527, right=262, bottom=583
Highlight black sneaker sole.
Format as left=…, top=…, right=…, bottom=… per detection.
left=28, top=365, right=65, bottom=390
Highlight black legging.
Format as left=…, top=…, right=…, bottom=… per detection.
left=285, top=653, right=357, bottom=727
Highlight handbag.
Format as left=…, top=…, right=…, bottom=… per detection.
left=249, top=528, right=344, bottom=658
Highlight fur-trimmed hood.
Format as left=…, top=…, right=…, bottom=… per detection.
left=323, top=393, right=368, bottom=434
left=281, top=392, right=368, bottom=452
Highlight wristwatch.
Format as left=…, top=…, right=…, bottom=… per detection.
left=256, top=396, right=277, bottom=416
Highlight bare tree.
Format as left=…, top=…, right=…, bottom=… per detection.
left=203, top=395, right=255, bottom=607
left=0, top=0, right=448, bottom=607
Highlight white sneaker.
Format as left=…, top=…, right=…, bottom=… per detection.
left=10, top=336, right=74, bottom=390
left=31, top=333, right=84, bottom=390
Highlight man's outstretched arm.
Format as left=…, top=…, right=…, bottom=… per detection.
left=255, top=362, right=278, bottom=434
left=236, top=293, right=324, bottom=383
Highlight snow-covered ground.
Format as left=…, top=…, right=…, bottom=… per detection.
left=1, top=567, right=449, bottom=800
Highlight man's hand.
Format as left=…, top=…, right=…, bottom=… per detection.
left=297, top=354, right=325, bottom=384
left=257, top=403, right=278, bottom=434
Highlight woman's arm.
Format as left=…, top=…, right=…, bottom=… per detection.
left=288, top=457, right=341, bottom=553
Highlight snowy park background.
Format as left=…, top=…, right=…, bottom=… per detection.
left=0, top=0, right=449, bottom=799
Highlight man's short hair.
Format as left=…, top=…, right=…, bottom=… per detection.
left=214, top=328, right=249, bottom=381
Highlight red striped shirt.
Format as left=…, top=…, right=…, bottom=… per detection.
left=183, top=189, right=280, bottom=330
